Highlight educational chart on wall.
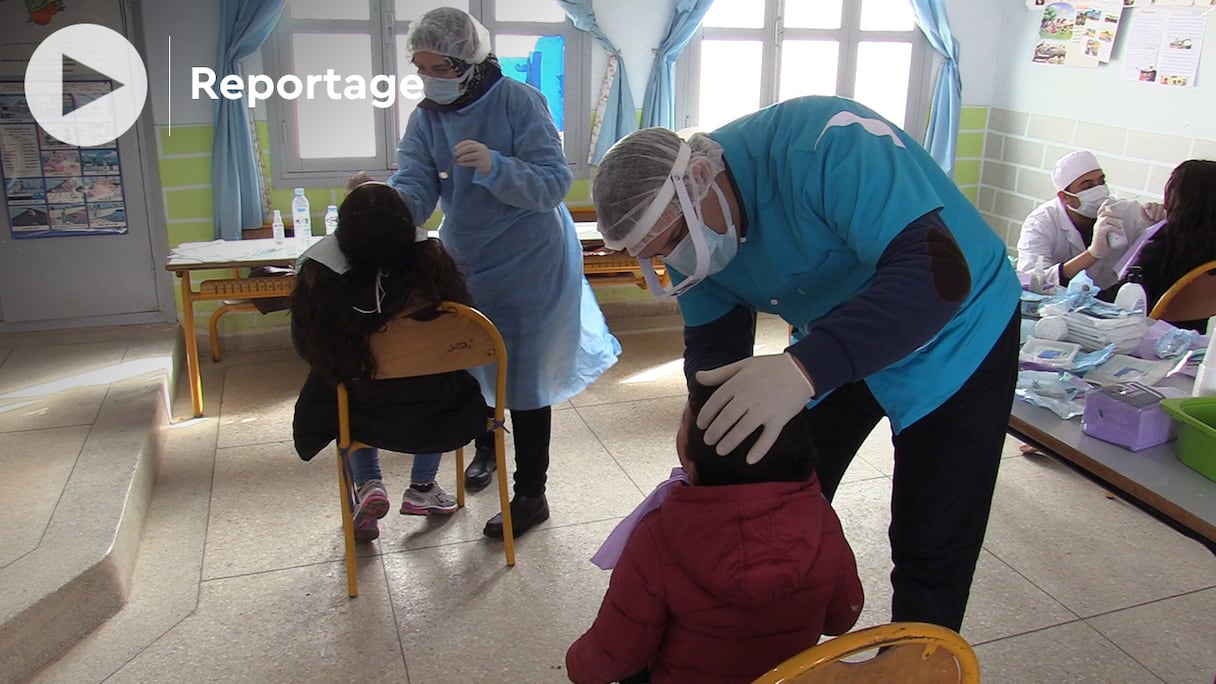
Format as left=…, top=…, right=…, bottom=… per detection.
left=1032, top=1, right=1126, bottom=67
left=1121, top=7, right=1207, bottom=84
left=0, top=81, right=128, bottom=238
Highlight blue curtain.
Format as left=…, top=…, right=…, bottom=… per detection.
left=908, top=0, right=961, bottom=178
left=641, top=0, right=715, bottom=129
left=555, top=0, right=636, bottom=163
left=211, top=0, right=285, bottom=240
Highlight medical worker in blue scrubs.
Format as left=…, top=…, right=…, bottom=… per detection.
left=389, top=7, right=620, bottom=540
left=593, top=97, right=1021, bottom=631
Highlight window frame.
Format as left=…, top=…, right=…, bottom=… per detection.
left=675, top=0, right=934, bottom=141
left=264, top=0, right=590, bottom=188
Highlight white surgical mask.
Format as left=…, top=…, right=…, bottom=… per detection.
left=1065, top=184, right=1110, bottom=219
left=421, top=69, right=472, bottom=105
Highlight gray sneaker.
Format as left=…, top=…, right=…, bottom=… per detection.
left=400, top=483, right=458, bottom=516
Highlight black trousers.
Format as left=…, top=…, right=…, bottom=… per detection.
left=474, top=405, right=551, bottom=498
left=805, top=310, right=1019, bottom=631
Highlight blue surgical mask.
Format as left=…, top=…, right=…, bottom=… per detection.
left=663, top=215, right=737, bottom=277
left=422, top=70, right=471, bottom=105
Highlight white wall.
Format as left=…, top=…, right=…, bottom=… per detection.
left=946, top=0, right=1003, bottom=106
left=587, top=0, right=678, bottom=111
left=986, top=0, right=1216, bottom=140
left=140, top=1, right=219, bottom=126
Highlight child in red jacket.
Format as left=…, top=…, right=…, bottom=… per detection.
left=566, top=381, right=864, bottom=684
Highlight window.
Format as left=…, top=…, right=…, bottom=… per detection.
left=265, top=0, right=589, bottom=186
left=677, top=0, right=931, bottom=138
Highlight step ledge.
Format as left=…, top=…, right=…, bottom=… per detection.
left=0, top=333, right=178, bottom=684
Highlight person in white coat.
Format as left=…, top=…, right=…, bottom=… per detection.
left=1016, top=150, right=1162, bottom=290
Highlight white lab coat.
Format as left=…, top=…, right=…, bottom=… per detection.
left=1015, top=197, right=1145, bottom=290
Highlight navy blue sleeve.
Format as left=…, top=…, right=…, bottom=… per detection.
left=787, top=210, right=971, bottom=394
left=683, top=304, right=757, bottom=385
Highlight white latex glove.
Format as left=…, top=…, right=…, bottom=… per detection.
left=453, top=140, right=494, bottom=175
left=1140, top=201, right=1166, bottom=224
left=694, top=353, right=816, bottom=464
left=1088, top=210, right=1125, bottom=259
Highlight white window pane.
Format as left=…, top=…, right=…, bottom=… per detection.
left=778, top=40, right=838, bottom=100
left=698, top=40, right=762, bottom=130
left=703, top=0, right=764, bottom=29
left=395, top=0, right=468, bottom=21
left=854, top=41, right=911, bottom=128
left=291, top=0, right=369, bottom=21
left=860, top=0, right=916, bottom=32
left=496, top=0, right=566, bottom=23
left=395, top=37, right=420, bottom=142
left=291, top=33, right=377, bottom=159
left=784, top=0, right=843, bottom=30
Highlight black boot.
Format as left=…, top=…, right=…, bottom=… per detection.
left=464, top=439, right=497, bottom=493
left=483, top=494, right=550, bottom=540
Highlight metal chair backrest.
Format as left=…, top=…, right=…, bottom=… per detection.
left=751, top=622, right=980, bottom=684
left=1149, top=260, right=1216, bottom=324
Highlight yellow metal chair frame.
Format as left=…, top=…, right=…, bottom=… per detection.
left=335, top=302, right=514, bottom=597
left=1148, top=259, right=1216, bottom=324
left=751, top=622, right=980, bottom=684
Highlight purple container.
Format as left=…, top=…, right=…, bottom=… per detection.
left=1082, top=382, right=1176, bottom=451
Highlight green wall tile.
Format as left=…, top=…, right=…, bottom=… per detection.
left=953, top=159, right=981, bottom=186
left=165, top=187, right=213, bottom=220
left=960, top=185, right=978, bottom=205
left=960, top=106, right=988, bottom=131
left=167, top=221, right=216, bottom=247
left=159, top=124, right=213, bottom=156
left=955, top=132, right=984, bottom=159
left=159, top=156, right=212, bottom=188
left=567, top=178, right=592, bottom=208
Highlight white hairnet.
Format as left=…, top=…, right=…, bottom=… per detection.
left=406, top=7, right=491, bottom=64
left=592, top=127, right=726, bottom=253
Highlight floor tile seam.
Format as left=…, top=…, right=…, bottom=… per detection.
left=372, top=516, right=628, bottom=561
left=1079, top=585, right=1216, bottom=620
left=570, top=391, right=687, bottom=410
left=95, top=611, right=197, bottom=684
left=0, top=422, right=95, bottom=435
left=969, top=615, right=1088, bottom=647
left=977, top=545, right=1082, bottom=622
left=375, top=552, right=413, bottom=683
left=1078, top=616, right=1172, bottom=684
left=569, top=404, right=650, bottom=497
left=15, top=417, right=94, bottom=569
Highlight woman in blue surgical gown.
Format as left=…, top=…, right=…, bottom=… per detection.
left=389, top=7, right=619, bottom=540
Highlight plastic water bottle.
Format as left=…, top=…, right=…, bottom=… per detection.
left=1114, top=266, right=1148, bottom=315
left=323, top=205, right=338, bottom=235
left=291, top=188, right=311, bottom=249
left=1029, top=255, right=1052, bottom=294
left=271, top=209, right=285, bottom=245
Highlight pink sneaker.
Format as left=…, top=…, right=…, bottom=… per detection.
left=353, top=479, right=389, bottom=542
left=400, top=483, right=458, bottom=516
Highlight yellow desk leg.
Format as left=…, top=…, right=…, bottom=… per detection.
left=179, top=271, right=204, bottom=417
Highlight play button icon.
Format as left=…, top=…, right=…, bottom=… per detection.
left=24, top=23, right=148, bottom=148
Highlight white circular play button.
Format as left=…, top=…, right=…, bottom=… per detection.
left=23, top=23, right=148, bottom=148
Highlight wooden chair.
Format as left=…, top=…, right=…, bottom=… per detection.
left=751, top=622, right=980, bottom=684
left=335, top=302, right=513, bottom=597
left=1148, top=260, right=1216, bottom=324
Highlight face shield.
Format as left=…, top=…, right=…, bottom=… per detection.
left=613, top=142, right=737, bottom=298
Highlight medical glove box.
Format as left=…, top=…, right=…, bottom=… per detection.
left=1081, top=382, right=1176, bottom=452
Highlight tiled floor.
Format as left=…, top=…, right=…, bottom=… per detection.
left=18, top=313, right=1216, bottom=683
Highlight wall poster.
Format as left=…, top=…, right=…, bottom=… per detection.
left=0, top=80, right=128, bottom=238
